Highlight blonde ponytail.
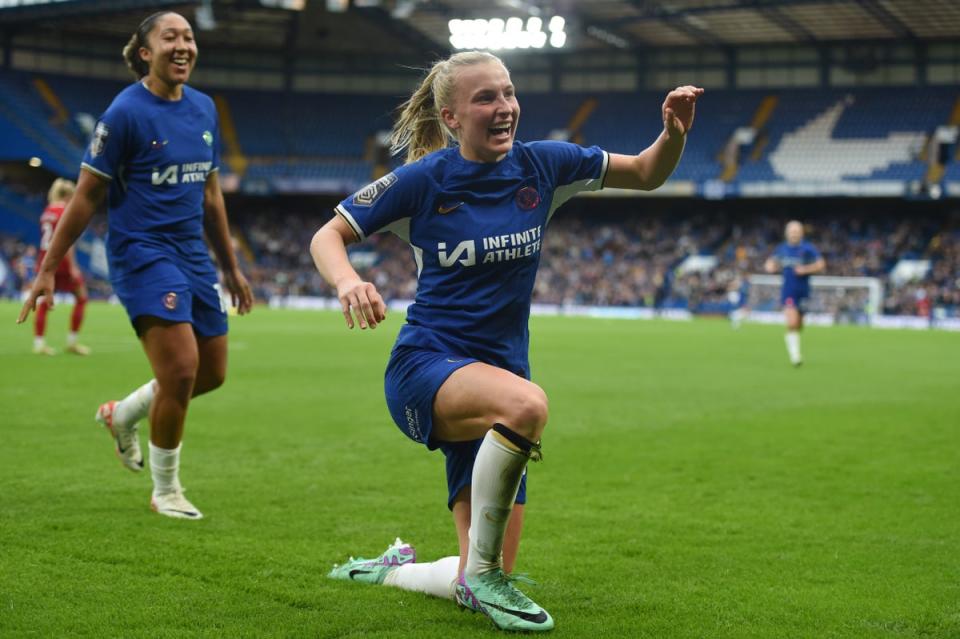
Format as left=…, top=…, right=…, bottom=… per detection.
left=390, top=51, right=505, bottom=164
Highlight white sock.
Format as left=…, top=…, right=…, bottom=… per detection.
left=34, top=337, right=46, bottom=349
left=383, top=556, right=459, bottom=599
left=115, top=380, right=157, bottom=428
left=730, top=309, right=742, bottom=329
left=785, top=331, right=802, bottom=364
left=66, top=331, right=78, bottom=346
left=464, top=429, right=529, bottom=577
left=149, top=441, right=182, bottom=496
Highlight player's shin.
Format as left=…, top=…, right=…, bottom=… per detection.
left=115, top=379, right=158, bottom=426
left=465, top=425, right=540, bottom=577
left=70, top=297, right=86, bottom=334
left=785, top=331, right=802, bottom=365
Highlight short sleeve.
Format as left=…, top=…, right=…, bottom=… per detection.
left=804, top=243, right=822, bottom=262
left=80, top=103, right=129, bottom=181
left=527, top=140, right=608, bottom=191
left=335, top=164, right=424, bottom=241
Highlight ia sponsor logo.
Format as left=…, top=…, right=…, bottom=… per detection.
left=438, top=240, right=476, bottom=267
left=152, top=165, right=178, bottom=185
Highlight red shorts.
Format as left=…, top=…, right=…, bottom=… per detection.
left=53, top=263, right=83, bottom=293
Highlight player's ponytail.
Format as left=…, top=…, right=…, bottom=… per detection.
left=122, top=11, right=171, bottom=79
left=390, top=50, right=504, bottom=164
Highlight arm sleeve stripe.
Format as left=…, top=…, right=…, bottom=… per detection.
left=598, top=150, right=610, bottom=189
left=335, top=204, right=365, bottom=242
left=80, top=163, right=113, bottom=181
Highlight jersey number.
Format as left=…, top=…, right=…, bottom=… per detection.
left=40, top=221, right=54, bottom=251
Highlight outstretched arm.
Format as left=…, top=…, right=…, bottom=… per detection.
left=18, top=168, right=105, bottom=322
left=605, top=85, right=704, bottom=191
left=310, top=215, right=386, bottom=330
left=203, top=171, right=253, bottom=315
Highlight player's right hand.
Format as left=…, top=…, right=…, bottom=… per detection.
left=17, top=272, right=56, bottom=324
left=335, top=278, right=386, bottom=330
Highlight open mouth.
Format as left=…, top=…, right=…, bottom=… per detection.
left=171, top=56, right=191, bottom=70
left=488, top=123, right=512, bottom=140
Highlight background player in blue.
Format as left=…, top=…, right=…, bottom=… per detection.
left=764, top=220, right=826, bottom=366
left=311, top=50, right=703, bottom=631
left=18, top=12, right=253, bottom=520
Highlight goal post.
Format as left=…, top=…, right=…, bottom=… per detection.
left=746, top=274, right=885, bottom=325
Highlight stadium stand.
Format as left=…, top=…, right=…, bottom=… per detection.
left=1, top=68, right=957, bottom=321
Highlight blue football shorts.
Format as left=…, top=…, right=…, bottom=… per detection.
left=112, top=259, right=228, bottom=337
left=781, top=289, right=810, bottom=313
left=384, top=345, right=528, bottom=510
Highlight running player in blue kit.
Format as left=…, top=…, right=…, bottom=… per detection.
left=312, top=50, right=702, bottom=631
left=764, top=220, right=825, bottom=366
left=19, top=12, right=253, bottom=520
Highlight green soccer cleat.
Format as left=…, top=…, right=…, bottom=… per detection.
left=456, top=569, right=554, bottom=632
left=327, top=538, right=416, bottom=585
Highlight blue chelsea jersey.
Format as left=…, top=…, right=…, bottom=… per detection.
left=774, top=240, right=821, bottom=297
left=337, top=141, right=608, bottom=377
left=81, top=82, right=221, bottom=281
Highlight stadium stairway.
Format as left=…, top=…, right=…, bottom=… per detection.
left=567, top=97, right=598, bottom=146
left=926, top=95, right=960, bottom=183
left=719, top=94, right=778, bottom=182
left=213, top=94, right=249, bottom=177
left=31, top=78, right=70, bottom=126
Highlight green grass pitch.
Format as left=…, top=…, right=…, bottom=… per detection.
left=1, top=301, right=958, bottom=638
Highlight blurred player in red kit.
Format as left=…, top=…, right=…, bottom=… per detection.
left=34, top=178, right=91, bottom=356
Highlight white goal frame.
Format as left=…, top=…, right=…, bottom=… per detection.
left=747, top=274, right=885, bottom=322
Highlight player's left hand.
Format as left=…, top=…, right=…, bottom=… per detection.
left=223, top=267, right=254, bottom=315
left=662, top=86, right=704, bottom=138
left=17, top=271, right=55, bottom=324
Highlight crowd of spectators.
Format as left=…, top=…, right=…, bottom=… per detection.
left=3, top=207, right=957, bottom=319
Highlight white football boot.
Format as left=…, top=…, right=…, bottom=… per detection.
left=151, top=490, right=203, bottom=520
left=95, top=400, right=144, bottom=472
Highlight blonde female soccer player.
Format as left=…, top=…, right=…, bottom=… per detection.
left=19, top=11, right=253, bottom=520
left=32, top=178, right=91, bottom=356
left=764, top=220, right=826, bottom=366
left=312, top=50, right=702, bottom=631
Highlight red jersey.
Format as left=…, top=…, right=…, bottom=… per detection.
left=38, top=202, right=71, bottom=275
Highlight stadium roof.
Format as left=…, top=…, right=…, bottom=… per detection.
left=2, top=0, right=959, bottom=59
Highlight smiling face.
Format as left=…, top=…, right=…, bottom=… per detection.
left=141, top=13, right=197, bottom=88
left=441, top=61, right=520, bottom=163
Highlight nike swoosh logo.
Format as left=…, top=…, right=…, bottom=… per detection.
left=162, top=509, right=199, bottom=517
left=438, top=202, right=464, bottom=214
left=349, top=569, right=373, bottom=579
left=446, top=358, right=463, bottom=363
left=479, top=600, right=549, bottom=623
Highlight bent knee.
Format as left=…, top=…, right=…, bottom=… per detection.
left=158, top=360, right=199, bottom=398
left=504, top=386, right=549, bottom=440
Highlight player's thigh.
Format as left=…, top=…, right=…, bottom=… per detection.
left=432, top=362, right=548, bottom=442
left=136, top=317, right=200, bottom=387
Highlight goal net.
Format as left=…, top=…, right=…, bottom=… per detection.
left=746, top=274, right=884, bottom=325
